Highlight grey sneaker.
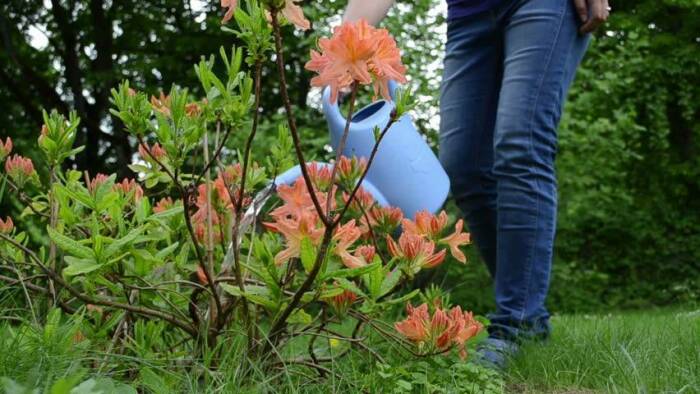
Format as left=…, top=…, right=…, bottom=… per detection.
left=474, top=337, right=519, bottom=370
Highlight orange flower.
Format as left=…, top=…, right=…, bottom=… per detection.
left=114, top=178, right=144, bottom=202
left=354, top=244, right=376, bottom=265
left=192, top=177, right=234, bottom=229
left=387, top=232, right=446, bottom=272
left=264, top=211, right=323, bottom=265
left=150, top=92, right=171, bottom=116
left=305, top=19, right=407, bottom=103
left=440, top=219, right=471, bottom=263
left=272, top=180, right=316, bottom=220
left=153, top=197, right=174, bottom=213
left=0, top=216, right=14, bottom=234
left=185, top=102, right=202, bottom=117
left=402, top=210, right=449, bottom=240
left=447, top=306, right=483, bottom=359
left=279, top=0, right=310, bottom=30
left=220, top=0, right=237, bottom=23
left=332, top=220, right=364, bottom=268
left=395, top=303, right=483, bottom=360
left=394, top=303, right=430, bottom=342
left=0, top=137, right=12, bottom=161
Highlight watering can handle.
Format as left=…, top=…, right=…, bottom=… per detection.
left=321, top=80, right=400, bottom=121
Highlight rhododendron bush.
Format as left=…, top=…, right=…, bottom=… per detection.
left=0, top=0, right=483, bottom=378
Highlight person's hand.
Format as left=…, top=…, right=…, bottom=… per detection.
left=573, top=0, right=610, bottom=34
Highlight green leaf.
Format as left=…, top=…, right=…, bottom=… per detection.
left=380, top=268, right=402, bottom=297
left=300, top=236, right=315, bottom=274
left=386, top=289, right=420, bottom=305
left=155, top=242, right=180, bottom=260
left=322, top=262, right=380, bottom=281
left=56, top=184, right=94, bottom=210
left=287, top=309, right=313, bottom=325
left=47, top=226, right=93, bottom=259
left=148, top=205, right=183, bottom=221
left=220, top=284, right=277, bottom=310
left=103, top=226, right=145, bottom=259
left=335, top=277, right=367, bottom=299
left=365, top=261, right=385, bottom=299
left=63, top=256, right=101, bottom=276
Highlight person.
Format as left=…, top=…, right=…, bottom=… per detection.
left=343, top=0, right=609, bottom=368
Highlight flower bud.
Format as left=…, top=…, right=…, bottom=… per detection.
left=0, top=216, right=14, bottom=234
left=87, top=173, right=109, bottom=194
left=4, top=155, right=37, bottom=187
left=153, top=197, right=174, bottom=213
left=0, top=137, right=12, bottom=161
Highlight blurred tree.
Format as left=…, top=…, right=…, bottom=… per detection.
left=0, top=0, right=442, bottom=176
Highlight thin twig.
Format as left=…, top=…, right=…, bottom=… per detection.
left=325, top=82, right=359, bottom=218
left=269, top=9, right=330, bottom=227
left=0, top=233, right=197, bottom=337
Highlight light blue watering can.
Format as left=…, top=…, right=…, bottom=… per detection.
left=276, top=81, right=450, bottom=219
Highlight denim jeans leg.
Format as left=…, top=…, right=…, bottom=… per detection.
left=488, top=0, right=590, bottom=340
left=439, top=11, right=502, bottom=277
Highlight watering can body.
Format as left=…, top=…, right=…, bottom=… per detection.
left=321, top=82, right=450, bottom=219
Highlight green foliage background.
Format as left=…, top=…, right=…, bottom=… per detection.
left=1, top=0, right=698, bottom=314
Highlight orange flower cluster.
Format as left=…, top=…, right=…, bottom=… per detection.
left=264, top=161, right=381, bottom=267
left=388, top=210, right=472, bottom=274
left=305, top=19, right=407, bottom=103
left=394, top=303, right=483, bottom=359
left=190, top=165, right=251, bottom=245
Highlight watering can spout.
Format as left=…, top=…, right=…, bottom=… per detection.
left=320, top=81, right=450, bottom=219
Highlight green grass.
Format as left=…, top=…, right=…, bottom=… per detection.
left=508, top=309, right=700, bottom=393
left=1, top=308, right=697, bottom=393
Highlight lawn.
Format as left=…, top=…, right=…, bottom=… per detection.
left=508, top=309, right=700, bottom=393
left=1, top=308, right=697, bottom=393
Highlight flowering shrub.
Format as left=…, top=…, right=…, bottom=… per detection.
left=0, top=0, right=482, bottom=379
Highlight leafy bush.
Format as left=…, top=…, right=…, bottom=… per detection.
left=0, top=0, right=486, bottom=387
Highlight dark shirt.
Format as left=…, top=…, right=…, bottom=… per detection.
left=446, top=0, right=502, bottom=20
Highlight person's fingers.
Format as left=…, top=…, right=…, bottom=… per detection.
left=579, top=0, right=609, bottom=33
left=573, top=0, right=588, bottom=23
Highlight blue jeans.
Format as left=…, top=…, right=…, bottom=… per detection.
left=439, top=0, right=589, bottom=341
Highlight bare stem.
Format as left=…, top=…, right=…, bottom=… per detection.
left=325, top=82, right=359, bottom=219
left=270, top=9, right=330, bottom=227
